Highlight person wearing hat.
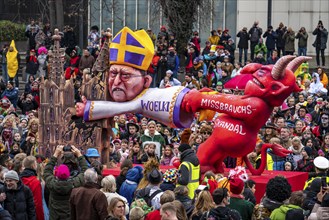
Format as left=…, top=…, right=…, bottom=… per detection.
left=43, top=145, right=88, bottom=220
left=176, top=143, right=200, bottom=199
left=120, top=120, right=140, bottom=142
left=308, top=187, right=329, bottom=220
left=296, top=146, right=315, bottom=172
left=304, top=156, right=329, bottom=190
left=84, top=147, right=100, bottom=166
left=135, top=168, right=163, bottom=210
left=159, top=70, right=181, bottom=88
left=202, top=41, right=211, bottom=56
left=228, top=177, right=254, bottom=220
left=120, top=165, right=144, bottom=205
left=3, top=170, right=36, bottom=220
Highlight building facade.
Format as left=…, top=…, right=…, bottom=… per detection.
left=90, top=0, right=328, bottom=55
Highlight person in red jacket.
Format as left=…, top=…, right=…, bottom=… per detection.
left=20, top=155, right=44, bottom=220
left=148, top=51, right=160, bottom=88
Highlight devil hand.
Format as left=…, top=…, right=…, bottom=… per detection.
left=181, top=89, right=202, bottom=113
left=271, top=143, right=292, bottom=157
left=75, top=96, right=87, bottom=117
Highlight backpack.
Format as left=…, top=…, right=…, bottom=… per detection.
left=134, top=187, right=162, bottom=207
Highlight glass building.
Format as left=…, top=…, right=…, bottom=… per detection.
left=89, top=0, right=238, bottom=44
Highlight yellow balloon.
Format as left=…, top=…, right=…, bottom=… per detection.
left=6, top=40, right=19, bottom=78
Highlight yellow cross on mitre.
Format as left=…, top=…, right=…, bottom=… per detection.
left=110, top=27, right=154, bottom=71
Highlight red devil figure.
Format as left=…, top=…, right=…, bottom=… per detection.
left=182, top=55, right=312, bottom=175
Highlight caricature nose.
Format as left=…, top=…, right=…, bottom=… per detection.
left=113, top=73, right=122, bottom=86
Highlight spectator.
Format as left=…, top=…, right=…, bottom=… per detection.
left=0, top=43, right=9, bottom=84
left=100, top=175, right=129, bottom=215
left=308, top=187, right=329, bottom=220
left=130, top=207, right=145, bottom=220
left=236, top=27, right=249, bottom=65
left=202, top=41, right=211, bottom=56
left=208, top=30, right=220, bottom=46
left=70, top=168, right=108, bottom=220
left=119, top=166, right=143, bottom=205
left=252, top=176, right=292, bottom=219
left=296, top=146, right=315, bottom=172
left=254, top=38, right=267, bottom=57
left=145, top=190, right=175, bottom=220
left=43, top=145, right=88, bottom=220
left=176, top=143, right=200, bottom=199
left=228, top=177, right=254, bottom=220
left=309, top=72, right=327, bottom=95
left=174, top=186, right=194, bottom=218
left=2, top=170, right=36, bottom=220
left=266, top=49, right=279, bottom=64
left=148, top=51, right=160, bottom=88
left=115, top=159, right=133, bottom=193
left=182, top=72, right=200, bottom=90
left=17, top=93, right=38, bottom=115
left=263, top=25, right=277, bottom=58
left=106, top=197, right=127, bottom=220
left=146, top=28, right=156, bottom=46
left=78, top=49, right=95, bottom=74
left=248, top=21, right=263, bottom=60
left=2, top=81, right=18, bottom=108
left=317, top=67, right=328, bottom=88
left=37, top=47, right=47, bottom=78
left=201, top=188, right=241, bottom=219
left=160, top=169, right=178, bottom=191
left=243, top=179, right=256, bottom=205
left=275, top=22, right=287, bottom=57
left=26, top=49, right=39, bottom=84
left=63, top=26, right=76, bottom=54
left=295, top=27, right=308, bottom=56
left=20, top=156, right=44, bottom=220
left=159, top=70, right=181, bottom=88
left=270, top=190, right=305, bottom=220
left=140, top=121, right=166, bottom=157
left=191, top=31, right=201, bottom=53
left=160, top=202, right=178, bottom=220
left=312, top=20, right=328, bottom=67
left=304, top=156, right=329, bottom=190
left=283, top=27, right=296, bottom=55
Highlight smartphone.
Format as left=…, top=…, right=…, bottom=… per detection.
left=321, top=176, right=327, bottom=189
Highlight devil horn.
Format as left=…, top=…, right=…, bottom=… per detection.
left=271, top=55, right=296, bottom=80
left=286, top=56, right=312, bottom=72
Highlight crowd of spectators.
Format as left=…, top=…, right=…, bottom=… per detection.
left=0, top=18, right=328, bottom=219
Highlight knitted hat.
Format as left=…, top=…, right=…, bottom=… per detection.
left=147, top=168, right=162, bottom=184
left=162, top=168, right=178, bottom=183
left=229, top=177, right=244, bottom=195
left=54, top=164, right=70, bottom=180
left=4, top=170, right=19, bottom=181
left=178, top=143, right=191, bottom=153
left=303, top=146, right=313, bottom=157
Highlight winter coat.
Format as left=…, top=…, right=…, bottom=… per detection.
left=276, top=27, right=287, bottom=48
left=263, top=31, right=277, bottom=50
left=252, top=196, right=283, bottom=219
left=249, top=26, right=263, bottom=43
left=119, top=166, right=143, bottom=205
left=270, top=204, right=302, bottom=220
left=283, top=31, right=296, bottom=52
left=43, top=156, right=88, bottom=220
left=202, top=206, right=242, bottom=220
left=176, top=194, right=194, bottom=217
left=37, top=54, right=47, bottom=77
left=140, top=131, right=166, bottom=153
left=313, top=28, right=328, bottom=49
left=0, top=205, right=12, bottom=220
left=295, top=31, right=308, bottom=48
left=177, top=149, right=200, bottom=186
left=228, top=197, right=254, bottom=220
left=78, top=55, right=95, bottom=73
left=2, top=88, right=18, bottom=108
left=70, top=182, right=108, bottom=220
left=17, top=98, right=38, bottom=115
left=254, top=43, right=267, bottom=56
left=2, top=181, right=36, bottom=220
left=116, top=174, right=126, bottom=193
left=20, top=168, right=44, bottom=220
left=26, top=56, right=39, bottom=75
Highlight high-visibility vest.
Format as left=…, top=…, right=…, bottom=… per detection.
left=304, top=176, right=329, bottom=190
left=177, top=161, right=200, bottom=199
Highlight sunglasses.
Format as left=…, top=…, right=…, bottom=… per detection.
left=202, top=131, right=212, bottom=135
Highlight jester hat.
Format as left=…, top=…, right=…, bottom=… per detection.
left=109, top=27, right=154, bottom=71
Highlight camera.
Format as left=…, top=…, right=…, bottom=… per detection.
left=63, top=145, right=72, bottom=152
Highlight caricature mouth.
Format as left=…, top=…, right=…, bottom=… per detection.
left=252, top=77, right=265, bottom=88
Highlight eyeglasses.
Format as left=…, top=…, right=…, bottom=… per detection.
left=322, top=117, right=329, bottom=120
left=109, top=71, right=145, bottom=82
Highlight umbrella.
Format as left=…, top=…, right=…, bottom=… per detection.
left=224, top=74, right=253, bottom=90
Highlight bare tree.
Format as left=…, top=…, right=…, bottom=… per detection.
left=153, top=0, right=209, bottom=55
left=55, top=0, right=64, bottom=29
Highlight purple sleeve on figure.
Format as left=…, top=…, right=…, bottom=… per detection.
left=173, top=88, right=190, bottom=128
left=83, top=101, right=91, bottom=121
